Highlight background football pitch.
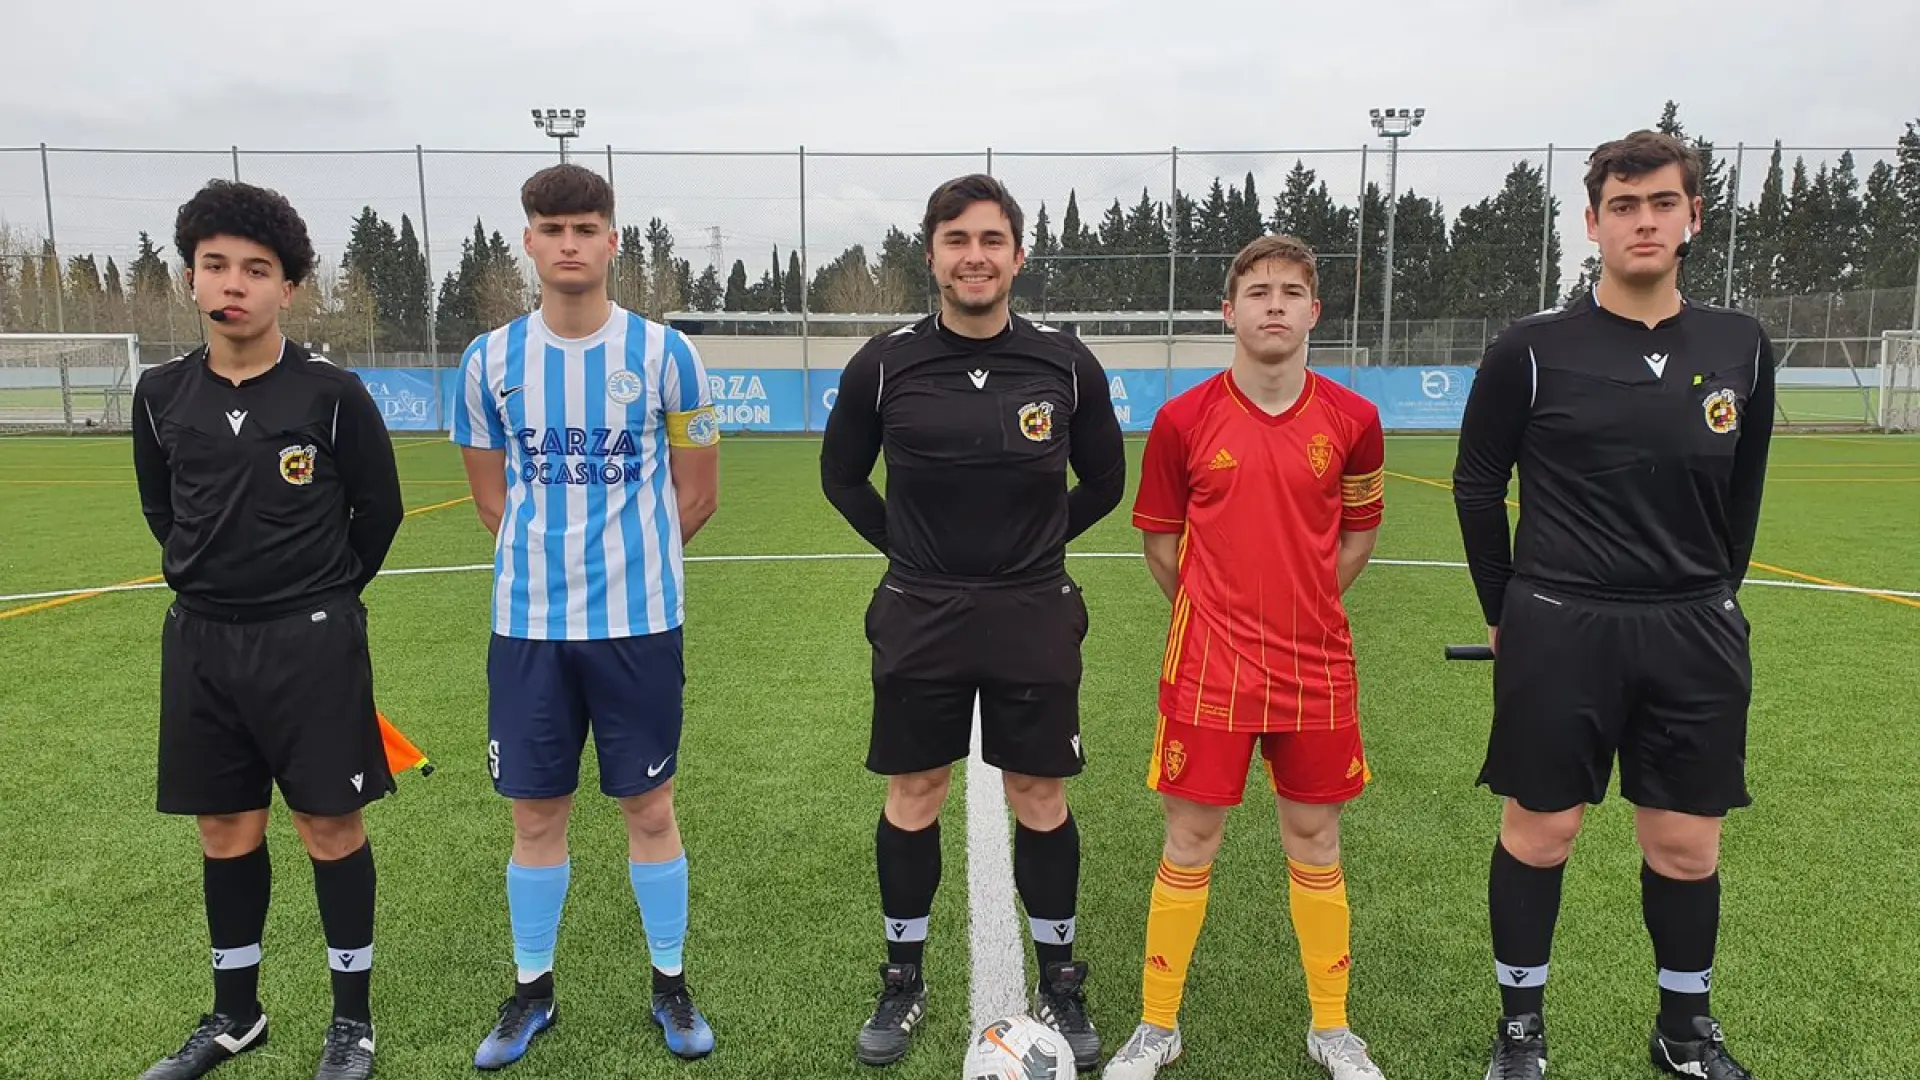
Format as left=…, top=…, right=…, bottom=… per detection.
left=2, top=432, right=1916, bottom=1079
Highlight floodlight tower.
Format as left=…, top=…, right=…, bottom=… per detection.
left=1369, top=106, right=1424, bottom=362
left=532, top=108, right=587, bottom=163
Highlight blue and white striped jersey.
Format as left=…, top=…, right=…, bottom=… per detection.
left=450, top=303, right=720, bottom=641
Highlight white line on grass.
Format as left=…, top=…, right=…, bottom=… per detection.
left=6, top=553, right=1920, bottom=605
left=964, top=692, right=1027, bottom=1033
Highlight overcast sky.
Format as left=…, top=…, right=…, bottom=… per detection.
left=3, top=0, right=1916, bottom=285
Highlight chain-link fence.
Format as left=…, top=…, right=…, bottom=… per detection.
left=3, top=142, right=1916, bottom=382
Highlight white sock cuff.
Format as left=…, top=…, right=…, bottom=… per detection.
left=329, top=945, right=373, bottom=972
left=1658, top=967, right=1712, bottom=994
left=1495, top=961, right=1548, bottom=988
left=884, top=916, right=929, bottom=944
left=212, top=944, right=261, bottom=970
left=1032, top=915, right=1076, bottom=946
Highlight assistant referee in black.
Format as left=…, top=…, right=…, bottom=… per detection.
left=821, top=174, right=1126, bottom=1071
left=1452, top=131, right=1774, bottom=1080
left=132, top=180, right=403, bottom=1080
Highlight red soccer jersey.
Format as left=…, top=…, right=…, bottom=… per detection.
left=1133, top=368, right=1386, bottom=733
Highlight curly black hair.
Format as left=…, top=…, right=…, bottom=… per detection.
left=173, top=178, right=317, bottom=286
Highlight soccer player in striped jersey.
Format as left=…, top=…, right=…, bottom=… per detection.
left=451, top=164, right=722, bottom=1069
left=1103, top=235, right=1388, bottom=1080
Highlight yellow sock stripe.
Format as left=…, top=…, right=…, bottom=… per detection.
left=1287, top=862, right=1345, bottom=891
left=1155, top=860, right=1213, bottom=891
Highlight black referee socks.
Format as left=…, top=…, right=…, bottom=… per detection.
left=1643, top=861, right=1720, bottom=1040
left=313, top=840, right=377, bottom=1024
left=1015, top=810, right=1081, bottom=971
left=876, top=814, right=941, bottom=974
left=204, top=842, right=271, bottom=1023
left=1489, top=839, right=1565, bottom=1018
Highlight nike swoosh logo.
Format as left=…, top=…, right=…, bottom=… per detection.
left=499, top=385, right=524, bottom=398
left=647, top=754, right=675, bottom=777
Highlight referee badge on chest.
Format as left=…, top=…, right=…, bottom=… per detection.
left=1702, top=388, right=1739, bottom=434
left=606, top=369, right=644, bottom=406
left=278, top=444, right=317, bottom=485
left=1017, top=401, right=1056, bottom=442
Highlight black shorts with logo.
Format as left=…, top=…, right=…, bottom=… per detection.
left=157, top=592, right=394, bottom=817
left=865, top=568, right=1089, bottom=778
left=1478, top=577, right=1754, bottom=817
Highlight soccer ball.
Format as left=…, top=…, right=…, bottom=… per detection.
left=962, top=1013, right=1078, bottom=1079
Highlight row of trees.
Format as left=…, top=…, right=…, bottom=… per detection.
left=2, top=103, right=1915, bottom=356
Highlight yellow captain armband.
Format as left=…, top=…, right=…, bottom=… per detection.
left=667, top=405, right=721, bottom=448
left=1340, top=467, right=1385, bottom=507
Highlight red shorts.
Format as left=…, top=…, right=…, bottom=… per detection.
left=1146, top=713, right=1370, bottom=807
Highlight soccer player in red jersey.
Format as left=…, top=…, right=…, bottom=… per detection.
left=1102, top=235, right=1387, bottom=1080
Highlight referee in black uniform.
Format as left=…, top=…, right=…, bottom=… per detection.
left=821, top=174, right=1126, bottom=1071
left=132, top=180, right=404, bottom=1080
left=1453, top=132, right=1774, bottom=1080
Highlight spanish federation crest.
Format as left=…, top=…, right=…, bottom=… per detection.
left=278, top=444, right=317, bottom=486
left=1307, top=432, right=1334, bottom=478
left=1017, top=401, right=1055, bottom=442
left=1703, top=388, right=1739, bottom=434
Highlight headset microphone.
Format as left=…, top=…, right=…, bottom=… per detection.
left=206, top=309, right=230, bottom=322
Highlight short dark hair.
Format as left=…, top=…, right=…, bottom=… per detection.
left=922, top=174, right=1024, bottom=249
left=173, top=179, right=316, bottom=286
left=1226, top=234, right=1318, bottom=299
left=1583, top=130, right=1702, bottom=210
left=521, top=163, right=615, bottom=220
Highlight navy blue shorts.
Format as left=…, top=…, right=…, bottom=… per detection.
left=485, top=629, right=684, bottom=799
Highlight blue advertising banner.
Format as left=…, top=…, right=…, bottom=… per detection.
left=436, top=368, right=462, bottom=435
left=703, top=368, right=807, bottom=432
left=388, top=363, right=1479, bottom=435
left=1106, top=370, right=1169, bottom=432
left=1350, top=366, right=1475, bottom=430
left=350, top=369, right=440, bottom=431
left=807, top=369, right=844, bottom=432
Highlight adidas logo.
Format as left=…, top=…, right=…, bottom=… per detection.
left=1208, top=448, right=1237, bottom=470
left=1147, top=955, right=1172, bottom=973
left=1328, top=954, right=1351, bottom=974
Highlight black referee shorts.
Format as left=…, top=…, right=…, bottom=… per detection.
left=1478, top=578, right=1753, bottom=817
left=157, top=594, right=394, bottom=818
left=865, top=569, right=1089, bottom=778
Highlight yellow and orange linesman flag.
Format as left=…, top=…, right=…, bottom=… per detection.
left=377, top=710, right=434, bottom=778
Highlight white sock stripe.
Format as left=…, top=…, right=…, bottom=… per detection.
left=329, top=944, right=373, bottom=972
left=1658, top=967, right=1713, bottom=994
left=211, top=943, right=261, bottom=970
left=1031, top=915, right=1076, bottom=946
left=884, top=915, right=929, bottom=944
left=1495, top=961, right=1549, bottom=987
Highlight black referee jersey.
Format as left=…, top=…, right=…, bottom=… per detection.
left=132, top=339, right=404, bottom=620
left=1452, top=295, right=1776, bottom=625
left=820, top=313, right=1127, bottom=583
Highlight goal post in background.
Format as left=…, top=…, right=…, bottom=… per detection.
left=1881, top=330, right=1920, bottom=433
left=0, top=334, right=142, bottom=435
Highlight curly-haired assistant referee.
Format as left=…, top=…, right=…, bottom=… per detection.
left=132, top=179, right=403, bottom=1080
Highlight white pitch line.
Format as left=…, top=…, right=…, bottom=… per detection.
left=964, top=692, right=1027, bottom=1033
left=5, top=553, right=1920, bottom=605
